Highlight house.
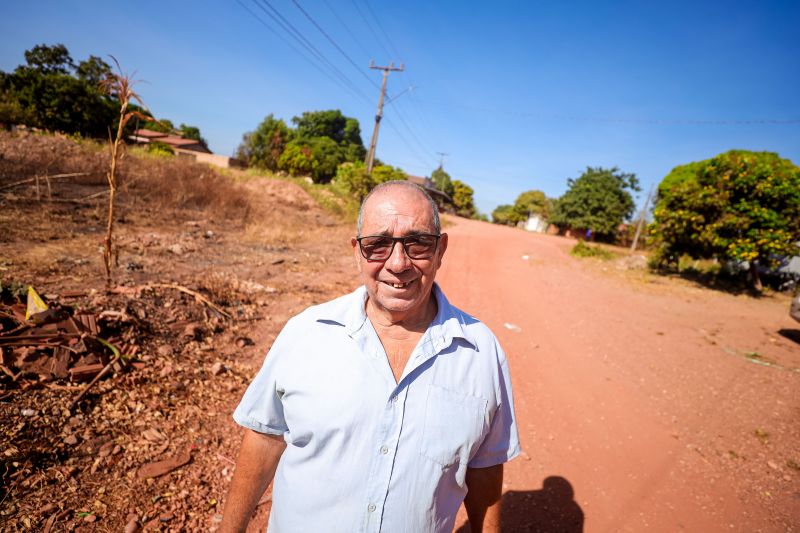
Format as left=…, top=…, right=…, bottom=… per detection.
left=129, top=128, right=244, bottom=169
left=523, top=213, right=549, bottom=233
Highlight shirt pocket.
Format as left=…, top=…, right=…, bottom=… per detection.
left=420, top=385, right=488, bottom=467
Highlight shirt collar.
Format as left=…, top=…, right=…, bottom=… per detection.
left=317, top=283, right=476, bottom=351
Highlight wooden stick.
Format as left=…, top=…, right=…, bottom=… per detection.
left=69, top=352, right=121, bottom=410
left=151, top=283, right=232, bottom=319
left=0, top=172, right=89, bottom=191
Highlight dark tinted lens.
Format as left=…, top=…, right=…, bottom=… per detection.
left=405, top=235, right=438, bottom=258
left=360, top=236, right=394, bottom=259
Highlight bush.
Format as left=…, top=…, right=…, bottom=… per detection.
left=571, top=241, right=615, bottom=260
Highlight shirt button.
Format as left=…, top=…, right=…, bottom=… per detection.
left=368, top=503, right=376, bottom=512
left=380, top=445, right=389, bottom=454
left=391, top=395, right=398, bottom=404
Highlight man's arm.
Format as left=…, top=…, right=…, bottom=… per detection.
left=464, top=464, right=503, bottom=533
left=220, top=429, right=287, bottom=533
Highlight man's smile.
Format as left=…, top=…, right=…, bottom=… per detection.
left=382, top=280, right=414, bottom=289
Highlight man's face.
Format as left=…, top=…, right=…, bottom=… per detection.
left=351, top=188, right=448, bottom=321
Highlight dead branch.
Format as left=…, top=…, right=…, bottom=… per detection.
left=150, top=283, right=232, bottom=319
left=0, top=172, right=90, bottom=192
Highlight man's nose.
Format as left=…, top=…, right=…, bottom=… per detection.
left=385, top=240, right=412, bottom=271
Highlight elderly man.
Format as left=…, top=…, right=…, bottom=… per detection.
left=221, top=181, right=519, bottom=532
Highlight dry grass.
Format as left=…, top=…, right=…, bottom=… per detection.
left=0, top=130, right=250, bottom=220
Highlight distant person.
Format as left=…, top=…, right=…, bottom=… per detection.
left=221, top=181, right=520, bottom=532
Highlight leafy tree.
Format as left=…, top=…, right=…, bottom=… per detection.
left=335, top=161, right=407, bottom=201
left=492, top=204, right=517, bottom=225
left=650, top=150, right=800, bottom=290
left=431, top=166, right=454, bottom=198
left=292, top=109, right=363, bottom=146
left=512, top=189, right=552, bottom=221
left=452, top=179, right=477, bottom=218
left=277, top=143, right=316, bottom=177
left=24, top=43, right=74, bottom=74
left=550, top=167, right=640, bottom=240
left=236, top=114, right=292, bottom=170
left=178, top=123, right=208, bottom=149
left=0, top=44, right=117, bottom=137
left=372, top=164, right=407, bottom=185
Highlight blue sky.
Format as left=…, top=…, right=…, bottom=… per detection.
left=2, top=0, right=798, bottom=215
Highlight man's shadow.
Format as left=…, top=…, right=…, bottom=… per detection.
left=456, top=476, right=584, bottom=532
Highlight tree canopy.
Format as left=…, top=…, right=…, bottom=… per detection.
left=549, top=167, right=640, bottom=239
left=451, top=179, right=477, bottom=218
left=237, top=109, right=366, bottom=183
left=491, top=189, right=552, bottom=227
left=650, top=150, right=800, bottom=290
left=0, top=44, right=207, bottom=147
left=0, top=44, right=116, bottom=137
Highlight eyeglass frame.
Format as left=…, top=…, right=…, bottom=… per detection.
left=355, top=233, right=443, bottom=261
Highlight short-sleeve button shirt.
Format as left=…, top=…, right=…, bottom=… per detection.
left=233, top=283, right=520, bottom=532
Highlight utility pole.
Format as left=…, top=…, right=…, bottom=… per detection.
left=365, top=61, right=404, bottom=173
left=436, top=152, right=449, bottom=169
left=630, top=183, right=655, bottom=252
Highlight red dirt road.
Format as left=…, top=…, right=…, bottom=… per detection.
left=437, top=217, right=799, bottom=532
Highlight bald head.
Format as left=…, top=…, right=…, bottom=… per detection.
left=357, top=181, right=440, bottom=236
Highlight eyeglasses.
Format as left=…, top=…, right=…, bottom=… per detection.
left=356, top=233, right=441, bottom=261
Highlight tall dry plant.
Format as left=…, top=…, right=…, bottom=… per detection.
left=99, top=57, right=147, bottom=284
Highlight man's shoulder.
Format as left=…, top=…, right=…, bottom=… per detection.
left=286, top=286, right=364, bottom=329
left=435, top=290, right=500, bottom=348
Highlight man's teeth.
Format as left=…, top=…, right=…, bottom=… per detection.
left=390, top=282, right=408, bottom=288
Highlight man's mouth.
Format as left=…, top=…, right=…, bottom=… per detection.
left=384, top=280, right=412, bottom=289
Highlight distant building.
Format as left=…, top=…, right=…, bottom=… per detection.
left=523, top=213, right=549, bottom=233
left=129, top=128, right=243, bottom=169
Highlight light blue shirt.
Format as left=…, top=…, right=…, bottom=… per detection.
left=233, top=284, right=520, bottom=532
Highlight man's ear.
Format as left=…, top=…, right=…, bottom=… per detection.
left=436, top=233, right=448, bottom=267
left=351, top=237, right=363, bottom=271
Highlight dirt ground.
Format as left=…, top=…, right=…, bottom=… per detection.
left=1, top=134, right=798, bottom=531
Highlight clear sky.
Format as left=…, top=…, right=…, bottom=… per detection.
left=2, top=0, right=798, bottom=216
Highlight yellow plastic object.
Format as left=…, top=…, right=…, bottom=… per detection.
left=25, top=286, right=48, bottom=320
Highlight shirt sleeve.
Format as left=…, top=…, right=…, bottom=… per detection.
left=467, top=340, right=521, bottom=468
left=232, top=319, right=294, bottom=436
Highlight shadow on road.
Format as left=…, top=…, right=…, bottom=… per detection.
left=456, top=475, right=584, bottom=532
left=778, top=328, right=800, bottom=345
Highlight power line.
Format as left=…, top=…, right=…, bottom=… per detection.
left=251, top=0, right=373, bottom=104
left=322, top=0, right=372, bottom=63
left=236, top=0, right=366, bottom=103
left=350, top=0, right=393, bottom=60
left=361, top=0, right=404, bottom=61
left=290, top=0, right=381, bottom=91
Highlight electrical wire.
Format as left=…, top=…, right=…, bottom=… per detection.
left=251, top=0, right=373, bottom=104
left=291, top=0, right=380, bottom=90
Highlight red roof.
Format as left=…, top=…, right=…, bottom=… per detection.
left=133, top=128, right=167, bottom=138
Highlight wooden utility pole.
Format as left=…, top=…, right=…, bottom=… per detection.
left=365, top=61, right=404, bottom=173
left=630, top=183, right=655, bottom=252
left=436, top=152, right=449, bottom=168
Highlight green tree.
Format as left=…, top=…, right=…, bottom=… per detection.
left=650, top=150, right=800, bottom=290
left=1, top=44, right=117, bottom=137
left=277, top=143, right=317, bottom=177
left=550, top=167, right=640, bottom=240
left=452, top=179, right=477, bottom=218
left=236, top=114, right=293, bottom=170
left=335, top=161, right=407, bottom=201
left=292, top=109, right=363, bottom=146
left=431, top=166, right=454, bottom=198
left=512, top=190, right=552, bottom=221
left=492, top=204, right=517, bottom=226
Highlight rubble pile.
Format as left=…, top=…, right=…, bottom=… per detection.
left=0, top=278, right=267, bottom=531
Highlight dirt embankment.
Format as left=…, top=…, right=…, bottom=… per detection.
left=0, top=132, right=357, bottom=531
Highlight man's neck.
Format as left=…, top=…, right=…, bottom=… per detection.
left=365, top=294, right=438, bottom=338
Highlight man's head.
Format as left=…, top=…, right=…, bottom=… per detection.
left=351, top=181, right=448, bottom=323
